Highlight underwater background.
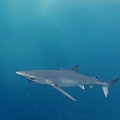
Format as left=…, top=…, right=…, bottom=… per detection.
left=0, top=0, right=120, bottom=120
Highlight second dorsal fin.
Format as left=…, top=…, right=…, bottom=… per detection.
left=72, top=65, right=79, bottom=72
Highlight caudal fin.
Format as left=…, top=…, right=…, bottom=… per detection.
left=102, top=77, right=120, bottom=97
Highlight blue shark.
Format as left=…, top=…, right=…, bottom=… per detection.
left=16, top=65, right=120, bottom=101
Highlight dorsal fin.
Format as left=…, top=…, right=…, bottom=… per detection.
left=72, top=65, right=79, bottom=72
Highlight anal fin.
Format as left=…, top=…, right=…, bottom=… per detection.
left=90, top=86, right=93, bottom=89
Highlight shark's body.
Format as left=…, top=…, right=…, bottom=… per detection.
left=16, top=65, right=120, bottom=101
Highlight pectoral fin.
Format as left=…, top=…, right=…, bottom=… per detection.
left=51, top=84, right=77, bottom=101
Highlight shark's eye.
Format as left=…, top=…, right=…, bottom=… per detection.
left=30, top=77, right=35, bottom=80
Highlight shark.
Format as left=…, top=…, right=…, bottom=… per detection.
left=16, top=65, right=120, bottom=101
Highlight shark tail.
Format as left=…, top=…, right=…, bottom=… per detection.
left=102, top=77, right=120, bottom=97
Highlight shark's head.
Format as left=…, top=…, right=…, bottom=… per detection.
left=16, top=71, right=51, bottom=84
left=16, top=71, right=37, bottom=81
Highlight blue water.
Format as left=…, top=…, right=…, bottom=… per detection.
left=0, top=0, right=120, bottom=120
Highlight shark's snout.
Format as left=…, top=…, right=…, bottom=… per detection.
left=16, top=71, right=27, bottom=76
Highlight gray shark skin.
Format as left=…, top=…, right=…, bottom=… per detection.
left=16, top=65, right=120, bottom=101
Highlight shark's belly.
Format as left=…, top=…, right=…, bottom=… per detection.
left=55, top=79, right=80, bottom=87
